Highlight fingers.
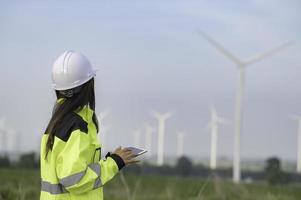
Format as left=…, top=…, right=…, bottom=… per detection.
left=124, top=150, right=137, bottom=157
left=112, top=146, right=140, bottom=166
left=115, top=147, right=131, bottom=153
left=128, top=153, right=138, bottom=159
left=123, top=148, right=133, bottom=153
left=126, top=159, right=140, bottom=165
left=120, top=148, right=136, bottom=157
left=120, top=153, right=136, bottom=161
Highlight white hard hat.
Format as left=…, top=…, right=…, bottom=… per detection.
left=52, top=50, right=98, bottom=90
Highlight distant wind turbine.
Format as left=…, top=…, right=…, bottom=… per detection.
left=33, top=127, right=44, bottom=154
left=98, top=110, right=110, bottom=152
left=292, top=115, right=301, bottom=173
left=208, top=106, right=230, bottom=170
left=151, top=111, right=173, bottom=166
left=133, top=129, right=141, bottom=148
left=144, top=124, right=154, bottom=157
left=97, top=110, right=110, bottom=126
left=0, top=118, right=7, bottom=155
left=0, top=118, right=5, bottom=130
left=100, top=125, right=109, bottom=153
left=176, top=131, right=185, bottom=158
left=197, top=29, right=292, bottom=183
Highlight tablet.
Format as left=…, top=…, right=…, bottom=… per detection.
left=126, top=147, right=147, bottom=156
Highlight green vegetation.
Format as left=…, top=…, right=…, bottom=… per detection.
left=1, top=168, right=301, bottom=200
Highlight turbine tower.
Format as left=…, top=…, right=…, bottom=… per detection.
left=144, top=124, right=154, bottom=157
left=133, top=129, right=141, bottom=147
left=208, top=106, right=230, bottom=170
left=7, top=128, right=17, bottom=153
left=292, top=116, right=301, bottom=173
left=98, top=110, right=110, bottom=151
left=176, top=131, right=185, bottom=158
left=197, top=30, right=291, bottom=183
left=0, top=118, right=7, bottom=155
left=151, top=111, right=173, bottom=166
left=100, top=125, right=109, bottom=153
left=34, top=127, right=43, bottom=154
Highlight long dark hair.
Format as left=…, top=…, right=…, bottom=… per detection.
left=44, top=78, right=98, bottom=159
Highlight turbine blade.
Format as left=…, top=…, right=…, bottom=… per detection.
left=290, top=114, right=301, bottom=121
left=98, top=109, right=110, bottom=121
left=244, top=41, right=293, bottom=66
left=196, top=29, right=243, bottom=65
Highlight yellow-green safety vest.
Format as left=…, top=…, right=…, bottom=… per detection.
left=40, top=100, right=124, bottom=200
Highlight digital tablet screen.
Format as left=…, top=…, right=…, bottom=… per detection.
left=126, top=147, right=147, bottom=156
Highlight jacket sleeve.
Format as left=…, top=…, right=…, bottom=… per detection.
left=55, top=129, right=125, bottom=194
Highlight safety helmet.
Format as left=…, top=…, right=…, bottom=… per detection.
left=52, top=50, right=98, bottom=91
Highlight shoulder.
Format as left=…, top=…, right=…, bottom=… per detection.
left=55, top=111, right=88, bottom=142
left=74, top=105, right=94, bottom=123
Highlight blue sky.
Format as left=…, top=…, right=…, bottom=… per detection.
left=0, top=0, right=300, bottom=162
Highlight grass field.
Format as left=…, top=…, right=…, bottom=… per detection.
left=1, top=168, right=301, bottom=200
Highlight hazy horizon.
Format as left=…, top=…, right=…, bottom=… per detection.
left=0, top=0, right=300, bottom=163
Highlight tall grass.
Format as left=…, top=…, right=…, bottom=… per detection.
left=1, top=168, right=301, bottom=200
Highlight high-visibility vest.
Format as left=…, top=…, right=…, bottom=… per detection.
left=40, top=99, right=124, bottom=200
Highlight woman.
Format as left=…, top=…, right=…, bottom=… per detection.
left=40, top=50, right=138, bottom=200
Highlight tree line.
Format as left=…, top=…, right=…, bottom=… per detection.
left=1, top=153, right=300, bottom=185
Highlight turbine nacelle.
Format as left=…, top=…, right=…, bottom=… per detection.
left=208, top=105, right=231, bottom=129
left=150, top=110, right=174, bottom=122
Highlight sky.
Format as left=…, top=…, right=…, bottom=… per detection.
left=0, top=0, right=300, bottom=162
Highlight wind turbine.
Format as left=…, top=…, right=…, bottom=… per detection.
left=15, top=129, right=21, bottom=156
left=100, top=125, right=110, bottom=153
left=98, top=110, right=110, bottom=152
left=133, top=129, right=141, bottom=148
left=292, top=115, right=301, bottom=173
left=0, top=118, right=5, bottom=130
left=197, top=30, right=292, bottom=183
left=0, top=118, right=7, bottom=155
left=7, top=128, right=17, bottom=153
left=144, top=124, right=154, bottom=157
left=208, top=106, right=230, bottom=170
left=151, top=111, right=173, bottom=166
left=176, top=131, right=185, bottom=158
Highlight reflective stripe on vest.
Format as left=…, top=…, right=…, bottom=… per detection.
left=41, top=163, right=102, bottom=194
left=41, top=181, right=68, bottom=194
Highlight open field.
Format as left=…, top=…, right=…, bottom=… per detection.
left=1, top=168, right=301, bottom=200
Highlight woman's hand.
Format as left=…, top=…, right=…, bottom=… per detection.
left=113, top=147, right=140, bottom=165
